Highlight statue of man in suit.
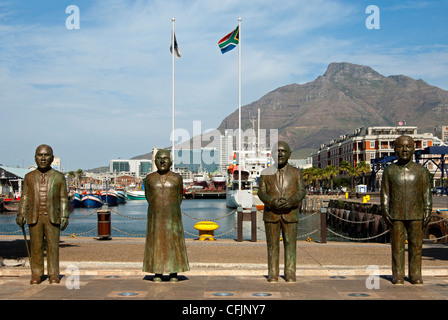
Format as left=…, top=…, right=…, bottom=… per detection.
left=381, top=135, right=432, bottom=285
left=16, top=144, right=69, bottom=284
left=258, top=141, right=306, bottom=282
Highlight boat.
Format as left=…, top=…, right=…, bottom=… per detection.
left=126, top=190, right=146, bottom=200
left=225, top=108, right=271, bottom=208
left=101, top=190, right=118, bottom=206
left=226, top=169, right=253, bottom=208
left=0, top=198, right=19, bottom=212
left=225, top=148, right=271, bottom=208
left=81, top=194, right=103, bottom=208
left=73, top=193, right=82, bottom=208
left=116, top=189, right=127, bottom=204
left=212, top=172, right=227, bottom=190
left=193, top=171, right=209, bottom=188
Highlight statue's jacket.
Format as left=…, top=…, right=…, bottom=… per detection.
left=258, top=164, right=306, bottom=223
left=381, top=161, right=432, bottom=221
left=18, top=168, right=69, bottom=225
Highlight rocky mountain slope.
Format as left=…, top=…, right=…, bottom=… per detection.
left=217, top=62, right=448, bottom=157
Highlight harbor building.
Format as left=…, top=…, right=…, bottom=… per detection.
left=310, top=126, right=448, bottom=190
left=0, top=166, right=32, bottom=198
left=311, top=126, right=434, bottom=169
left=219, top=129, right=234, bottom=173
left=51, top=156, right=61, bottom=171
left=109, top=159, right=152, bottom=178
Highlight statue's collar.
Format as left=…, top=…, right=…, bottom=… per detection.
left=396, top=160, right=413, bottom=169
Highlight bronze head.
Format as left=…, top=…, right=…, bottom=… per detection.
left=272, top=141, right=291, bottom=169
left=35, top=144, right=54, bottom=173
left=394, top=135, right=415, bottom=165
left=155, top=149, right=172, bottom=174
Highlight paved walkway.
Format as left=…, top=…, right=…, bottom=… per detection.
left=1, top=235, right=448, bottom=302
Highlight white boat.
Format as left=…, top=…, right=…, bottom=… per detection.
left=212, top=172, right=227, bottom=189
left=226, top=170, right=253, bottom=208
left=116, top=189, right=127, bottom=204
left=126, top=190, right=146, bottom=200
left=193, top=171, right=209, bottom=188
left=226, top=108, right=271, bottom=208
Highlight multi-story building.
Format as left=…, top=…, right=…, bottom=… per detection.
left=219, top=130, right=234, bottom=173
left=109, top=159, right=152, bottom=178
left=311, top=126, right=434, bottom=169
left=310, top=126, right=448, bottom=190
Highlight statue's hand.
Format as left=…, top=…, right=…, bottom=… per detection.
left=383, top=214, right=393, bottom=226
left=61, top=218, right=69, bottom=231
left=16, top=216, right=25, bottom=228
left=279, top=197, right=297, bottom=210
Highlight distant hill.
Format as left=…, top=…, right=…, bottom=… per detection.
left=217, top=62, right=448, bottom=158
left=101, top=62, right=448, bottom=171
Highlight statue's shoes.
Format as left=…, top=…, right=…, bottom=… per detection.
left=49, top=275, right=60, bottom=284
left=392, top=277, right=404, bottom=285
left=153, top=274, right=163, bottom=282
left=30, top=275, right=42, bottom=285
left=169, top=273, right=179, bottom=282
left=411, top=278, right=423, bottom=285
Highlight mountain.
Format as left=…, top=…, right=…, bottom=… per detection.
left=217, top=62, right=448, bottom=158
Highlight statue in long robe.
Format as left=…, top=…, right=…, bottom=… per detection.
left=142, top=149, right=189, bottom=282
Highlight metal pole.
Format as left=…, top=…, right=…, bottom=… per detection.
left=320, top=207, right=327, bottom=243
left=171, top=17, right=175, bottom=171
left=238, top=18, right=242, bottom=204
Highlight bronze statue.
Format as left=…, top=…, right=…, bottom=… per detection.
left=381, top=135, right=432, bottom=285
left=16, top=144, right=69, bottom=284
left=258, top=141, right=306, bottom=282
left=143, top=149, right=189, bottom=282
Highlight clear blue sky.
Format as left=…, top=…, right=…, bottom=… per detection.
left=1, top=0, right=447, bottom=171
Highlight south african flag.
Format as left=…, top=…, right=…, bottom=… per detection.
left=218, top=26, right=239, bottom=54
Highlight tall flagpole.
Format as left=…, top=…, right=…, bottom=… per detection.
left=171, top=18, right=175, bottom=171
left=238, top=18, right=242, bottom=202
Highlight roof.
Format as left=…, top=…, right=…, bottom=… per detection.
left=0, top=166, right=33, bottom=179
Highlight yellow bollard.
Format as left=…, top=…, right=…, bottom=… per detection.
left=345, top=192, right=348, bottom=199
left=194, top=221, right=219, bottom=241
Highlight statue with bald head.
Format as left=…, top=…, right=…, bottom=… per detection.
left=142, top=149, right=189, bottom=282
left=381, top=135, right=432, bottom=285
left=16, top=144, right=69, bottom=284
left=258, top=141, right=306, bottom=282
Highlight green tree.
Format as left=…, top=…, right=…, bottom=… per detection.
left=76, top=169, right=84, bottom=187
left=324, top=165, right=338, bottom=191
left=355, top=161, right=370, bottom=185
left=339, top=161, right=351, bottom=176
left=68, top=171, right=76, bottom=187
left=302, top=167, right=314, bottom=188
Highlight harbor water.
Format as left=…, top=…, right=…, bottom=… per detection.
left=0, top=198, right=340, bottom=241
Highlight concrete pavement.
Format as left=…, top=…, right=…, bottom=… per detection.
left=1, top=235, right=448, bottom=302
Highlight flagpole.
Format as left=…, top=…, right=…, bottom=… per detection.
left=238, top=18, right=242, bottom=203
left=171, top=17, right=175, bottom=171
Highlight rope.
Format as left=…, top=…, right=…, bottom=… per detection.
left=109, top=208, right=146, bottom=220
left=181, top=209, right=237, bottom=221
left=326, top=227, right=390, bottom=241
left=4, top=204, right=448, bottom=243
left=326, top=210, right=380, bottom=224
